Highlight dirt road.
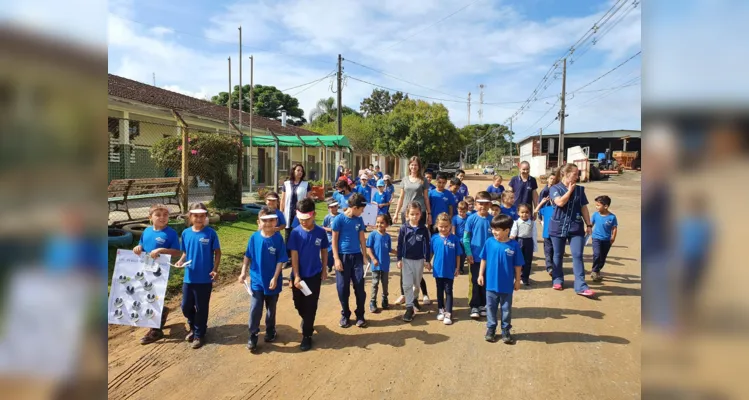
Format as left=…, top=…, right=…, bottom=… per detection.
left=108, top=172, right=641, bottom=400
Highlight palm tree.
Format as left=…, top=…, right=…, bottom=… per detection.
left=309, top=97, right=336, bottom=125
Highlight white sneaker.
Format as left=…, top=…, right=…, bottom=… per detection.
left=479, top=306, right=487, bottom=317
left=395, top=295, right=406, bottom=305
left=437, top=308, right=445, bottom=321
left=443, top=313, right=453, bottom=325
left=422, top=295, right=432, bottom=305
left=470, top=308, right=480, bottom=318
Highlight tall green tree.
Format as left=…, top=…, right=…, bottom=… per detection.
left=359, top=89, right=408, bottom=117
left=458, top=123, right=513, bottom=163
left=308, top=114, right=376, bottom=153
left=308, top=97, right=360, bottom=127
left=211, top=84, right=306, bottom=126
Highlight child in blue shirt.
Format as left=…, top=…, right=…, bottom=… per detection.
left=428, top=172, right=457, bottom=233
left=534, top=196, right=555, bottom=275
left=174, top=203, right=221, bottom=349
left=265, top=191, right=286, bottom=232
left=487, top=175, right=505, bottom=195
left=500, top=191, right=519, bottom=220
left=590, top=195, right=618, bottom=282
left=452, top=201, right=469, bottom=274
left=430, top=213, right=463, bottom=325
left=463, top=191, right=494, bottom=319
left=425, top=171, right=436, bottom=190
left=478, top=214, right=524, bottom=344
left=239, top=206, right=288, bottom=353
left=465, top=196, right=476, bottom=216
left=334, top=180, right=353, bottom=210
left=372, top=179, right=392, bottom=216
left=366, top=214, right=396, bottom=313
left=322, top=198, right=340, bottom=274
left=287, top=198, right=329, bottom=351
left=383, top=175, right=395, bottom=198
left=331, top=193, right=371, bottom=328
left=132, top=204, right=182, bottom=345
left=356, top=174, right=373, bottom=202
left=456, top=170, right=469, bottom=201
left=374, top=165, right=384, bottom=180
left=397, top=201, right=432, bottom=322
left=449, top=177, right=464, bottom=203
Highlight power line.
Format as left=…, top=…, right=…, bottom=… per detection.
left=568, top=50, right=641, bottom=94
left=279, top=70, right=336, bottom=92
left=520, top=99, right=560, bottom=136
left=346, top=75, right=469, bottom=103
left=383, top=0, right=482, bottom=50
left=291, top=73, right=336, bottom=97
left=343, top=59, right=464, bottom=100
left=570, top=0, right=640, bottom=64
left=574, top=76, right=641, bottom=109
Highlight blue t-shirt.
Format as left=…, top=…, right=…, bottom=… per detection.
left=323, top=213, right=337, bottom=251
left=458, top=183, right=469, bottom=200
left=334, top=191, right=353, bottom=210
left=467, top=210, right=477, bottom=216
left=428, top=183, right=436, bottom=190
left=385, top=184, right=395, bottom=197
left=452, top=214, right=467, bottom=239
left=366, top=230, right=392, bottom=272
left=539, top=186, right=551, bottom=202
left=487, top=184, right=505, bottom=195
left=331, top=213, right=366, bottom=254
left=452, top=189, right=465, bottom=203
left=549, top=183, right=589, bottom=237
left=372, top=190, right=392, bottom=215
left=509, top=175, right=538, bottom=207
left=678, top=217, right=711, bottom=259
left=431, top=233, right=464, bottom=279
left=428, top=189, right=456, bottom=218
left=180, top=227, right=221, bottom=284
left=479, top=238, right=524, bottom=293
left=500, top=205, right=519, bottom=220
left=356, top=185, right=372, bottom=202
left=245, top=231, right=288, bottom=294
left=367, top=179, right=377, bottom=188
left=375, top=171, right=383, bottom=179
left=139, top=226, right=180, bottom=253
left=538, top=205, right=554, bottom=239
left=287, top=225, right=329, bottom=278
left=268, top=208, right=285, bottom=228
left=591, top=212, right=618, bottom=241
left=464, top=212, right=494, bottom=259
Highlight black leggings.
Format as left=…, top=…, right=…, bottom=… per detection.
left=400, top=271, right=429, bottom=296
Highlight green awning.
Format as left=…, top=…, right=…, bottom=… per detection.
left=242, top=135, right=350, bottom=148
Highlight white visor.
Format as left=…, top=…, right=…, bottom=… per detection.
left=476, top=199, right=492, bottom=203
left=266, top=196, right=278, bottom=201
left=259, top=214, right=278, bottom=220
left=189, top=209, right=208, bottom=214
left=328, top=202, right=339, bottom=207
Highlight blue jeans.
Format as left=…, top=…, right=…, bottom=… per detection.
left=551, top=235, right=589, bottom=292
left=543, top=237, right=554, bottom=272
left=336, top=253, right=366, bottom=321
left=486, top=291, right=513, bottom=332
left=181, top=283, right=212, bottom=338
left=248, top=290, right=279, bottom=336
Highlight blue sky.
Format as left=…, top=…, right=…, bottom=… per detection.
left=105, top=0, right=641, bottom=142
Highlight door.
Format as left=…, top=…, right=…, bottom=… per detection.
left=257, top=148, right=266, bottom=184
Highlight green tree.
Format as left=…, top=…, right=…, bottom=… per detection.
left=308, top=97, right=360, bottom=127
left=151, top=133, right=241, bottom=208
left=458, top=124, right=513, bottom=164
left=211, top=85, right=306, bottom=126
left=308, top=114, right=376, bottom=153
left=359, top=89, right=408, bottom=117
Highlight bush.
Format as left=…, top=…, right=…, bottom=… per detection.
left=151, top=133, right=241, bottom=209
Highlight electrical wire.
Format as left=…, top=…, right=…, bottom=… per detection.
left=344, top=59, right=464, bottom=100
left=346, top=75, right=469, bottom=103
left=567, top=50, right=641, bottom=95
left=279, top=70, right=336, bottom=92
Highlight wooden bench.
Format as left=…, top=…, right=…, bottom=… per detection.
left=108, top=178, right=182, bottom=221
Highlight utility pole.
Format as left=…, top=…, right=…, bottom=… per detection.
left=479, top=85, right=484, bottom=125
left=228, top=57, right=231, bottom=123
left=152, top=72, right=156, bottom=86
left=238, top=26, right=242, bottom=128
left=337, top=54, right=343, bottom=136
left=509, top=118, right=513, bottom=167
left=467, top=92, right=471, bottom=125
left=249, top=55, right=254, bottom=193
left=237, top=26, right=243, bottom=202
left=558, top=58, right=567, bottom=166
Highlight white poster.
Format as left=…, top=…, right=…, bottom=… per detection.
left=361, top=203, right=378, bottom=226
left=107, top=250, right=171, bottom=329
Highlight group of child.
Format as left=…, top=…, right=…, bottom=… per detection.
left=130, top=167, right=619, bottom=351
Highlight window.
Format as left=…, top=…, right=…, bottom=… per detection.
left=279, top=150, right=289, bottom=171
left=108, top=117, right=120, bottom=163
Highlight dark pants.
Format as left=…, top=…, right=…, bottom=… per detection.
left=285, top=226, right=295, bottom=261
left=486, top=291, right=513, bottom=332
left=459, top=255, right=466, bottom=272
left=181, top=282, right=212, bottom=339
left=543, top=237, right=554, bottom=273
left=551, top=235, right=589, bottom=292
left=336, top=253, right=367, bottom=321
left=400, top=272, right=429, bottom=296
left=292, top=273, right=322, bottom=337
left=327, top=249, right=334, bottom=270
left=592, top=239, right=612, bottom=273
left=518, top=237, right=535, bottom=282
left=435, top=277, right=454, bottom=314
left=469, top=262, right=486, bottom=308
left=248, top=290, right=279, bottom=336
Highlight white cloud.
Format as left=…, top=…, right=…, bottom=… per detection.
left=149, top=26, right=174, bottom=37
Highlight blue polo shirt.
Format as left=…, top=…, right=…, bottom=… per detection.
left=463, top=212, right=494, bottom=259
left=549, top=183, right=589, bottom=237
left=428, top=188, right=456, bottom=218
left=591, top=212, right=618, bottom=241
left=375, top=171, right=383, bottom=179
left=539, top=186, right=551, bottom=202
left=487, top=184, right=505, bottom=195
left=270, top=208, right=286, bottom=228
left=323, top=213, right=337, bottom=251
left=458, top=183, right=469, bottom=200
left=452, top=214, right=467, bottom=239
left=331, top=213, right=366, bottom=254
left=355, top=185, right=372, bottom=202
left=181, top=226, right=221, bottom=284
left=431, top=233, right=464, bottom=279
left=538, top=205, right=554, bottom=239
left=479, top=238, right=524, bottom=294
left=366, top=230, right=392, bottom=272
left=372, top=190, right=392, bottom=215
left=245, top=231, right=287, bottom=294
left=452, top=189, right=465, bottom=203
left=500, top=205, right=519, bottom=221
left=287, top=225, right=329, bottom=278
left=140, top=226, right=180, bottom=253
left=509, top=175, right=538, bottom=207
left=334, top=191, right=353, bottom=210
left=385, top=184, right=395, bottom=197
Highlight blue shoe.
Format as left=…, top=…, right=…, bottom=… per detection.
left=339, top=316, right=351, bottom=328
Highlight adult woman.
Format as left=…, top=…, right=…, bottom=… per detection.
left=393, top=156, right=432, bottom=226
left=509, top=161, right=539, bottom=209
left=280, top=164, right=313, bottom=239
left=335, top=160, right=346, bottom=182
left=392, top=156, right=433, bottom=305
left=548, top=163, right=595, bottom=297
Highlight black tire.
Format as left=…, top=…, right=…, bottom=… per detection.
left=108, top=228, right=134, bottom=248
left=123, top=223, right=149, bottom=242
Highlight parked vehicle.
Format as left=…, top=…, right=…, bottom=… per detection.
left=483, top=165, right=495, bottom=175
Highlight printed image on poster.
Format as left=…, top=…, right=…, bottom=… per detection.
left=361, top=203, right=378, bottom=226
left=107, top=249, right=171, bottom=329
